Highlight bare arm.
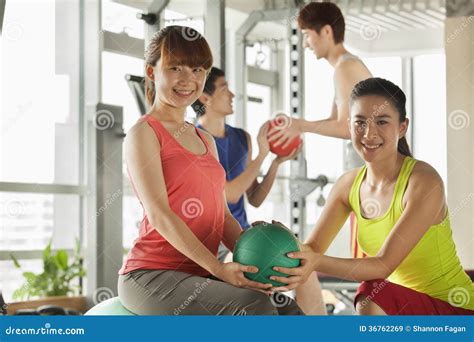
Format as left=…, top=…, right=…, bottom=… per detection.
left=295, top=66, right=359, bottom=139
left=221, top=199, right=244, bottom=252
left=298, top=119, right=350, bottom=140
left=246, top=160, right=279, bottom=207
left=199, top=130, right=243, bottom=252
left=245, top=130, right=291, bottom=208
left=269, top=62, right=372, bottom=145
left=224, top=123, right=270, bottom=203
left=304, top=169, right=357, bottom=253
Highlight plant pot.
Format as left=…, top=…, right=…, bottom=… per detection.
left=6, top=295, right=87, bottom=315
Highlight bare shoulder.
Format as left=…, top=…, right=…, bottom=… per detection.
left=409, top=160, right=444, bottom=190
left=404, top=159, right=447, bottom=221
left=197, top=127, right=219, bottom=158
left=125, top=119, right=158, bottom=149
left=334, top=167, right=362, bottom=205
left=334, top=59, right=362, bottom=76
left=340, top=167, right=362, bottom=185
left=242, top=129, right=251, bottom=140
left=242, top=129, right=252, bottom=147
left=196, top=127, right=214, bottom=145
left=334, top=59, right=371, bottom=83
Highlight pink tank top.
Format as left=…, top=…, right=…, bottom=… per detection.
left=119, top=114, right=226, bottom=277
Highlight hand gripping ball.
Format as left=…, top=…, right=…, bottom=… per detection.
left=268, top=116, right=302, bottom=157
left=233, top=223, right=301, bottom=287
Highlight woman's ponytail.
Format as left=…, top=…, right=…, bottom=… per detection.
left=397, top=136, right=412, bottom=157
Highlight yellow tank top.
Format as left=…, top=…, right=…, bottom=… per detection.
left=349, top=156, right=474, bottom=310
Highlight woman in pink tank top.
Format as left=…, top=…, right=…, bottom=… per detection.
left=117, top=26, right=303, bottom=316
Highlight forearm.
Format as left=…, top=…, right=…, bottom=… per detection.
left=300, top=118, right=350, bottom=139
left=221, top=212, right=243, bottom=252
left=315, top=255, right=390, bottom=282
left=150, top=210, right=222, bottom=276
left=247, top=160, right=279, bottom=207
left=225, top=153, right=266, bottom=203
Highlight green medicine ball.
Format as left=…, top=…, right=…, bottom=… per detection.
left=233, top=223, right=301, bottom=287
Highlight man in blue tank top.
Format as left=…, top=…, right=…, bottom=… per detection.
left=193, top=67, right=298, bottom=231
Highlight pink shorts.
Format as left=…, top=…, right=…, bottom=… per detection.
left=355, top=279, right=474, bottom=315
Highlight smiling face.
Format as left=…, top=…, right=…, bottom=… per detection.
left=350, top=95, right=408, bottom=163
left=205, top=76, right=235, bottom=116
left=302, top=28, right=330, bottom=59
left=148, top=60, right=207, bottom=109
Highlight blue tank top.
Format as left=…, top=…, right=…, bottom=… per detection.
left=197, top=124, right=250, bottom=229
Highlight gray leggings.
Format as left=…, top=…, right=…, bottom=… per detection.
left=118, top=269, right=304, bottom=316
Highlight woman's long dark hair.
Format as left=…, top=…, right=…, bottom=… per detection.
left=350, top=77, right=412, bottom=157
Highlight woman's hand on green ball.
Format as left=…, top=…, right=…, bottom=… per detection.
left=216, top=262, right=273, bottom=291
left=250, top=220, right=270, bottom=227
left=268, top=244, right=321, bottom=292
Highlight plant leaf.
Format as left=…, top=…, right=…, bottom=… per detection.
left=11, top=236, right=86, bottom=300
left=10, top=254, right=21, bottom=268
left=43, top=239, right=52, bottom=260
left=55, top=250, right=68, bottom=270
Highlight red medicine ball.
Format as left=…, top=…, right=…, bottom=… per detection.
left=268, top=116, right=302, bottom=157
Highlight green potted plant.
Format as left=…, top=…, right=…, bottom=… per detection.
left=7, top=239, right=87, bottom=314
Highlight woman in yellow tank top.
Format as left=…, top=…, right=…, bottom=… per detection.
left=269, top=78, right=474, bottom=315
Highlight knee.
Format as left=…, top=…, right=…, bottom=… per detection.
left=239, top=290, right=278, bottom=315
left=355, top=295, right=385, bottom=315
left=355, top=295, right=369, bottom=314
